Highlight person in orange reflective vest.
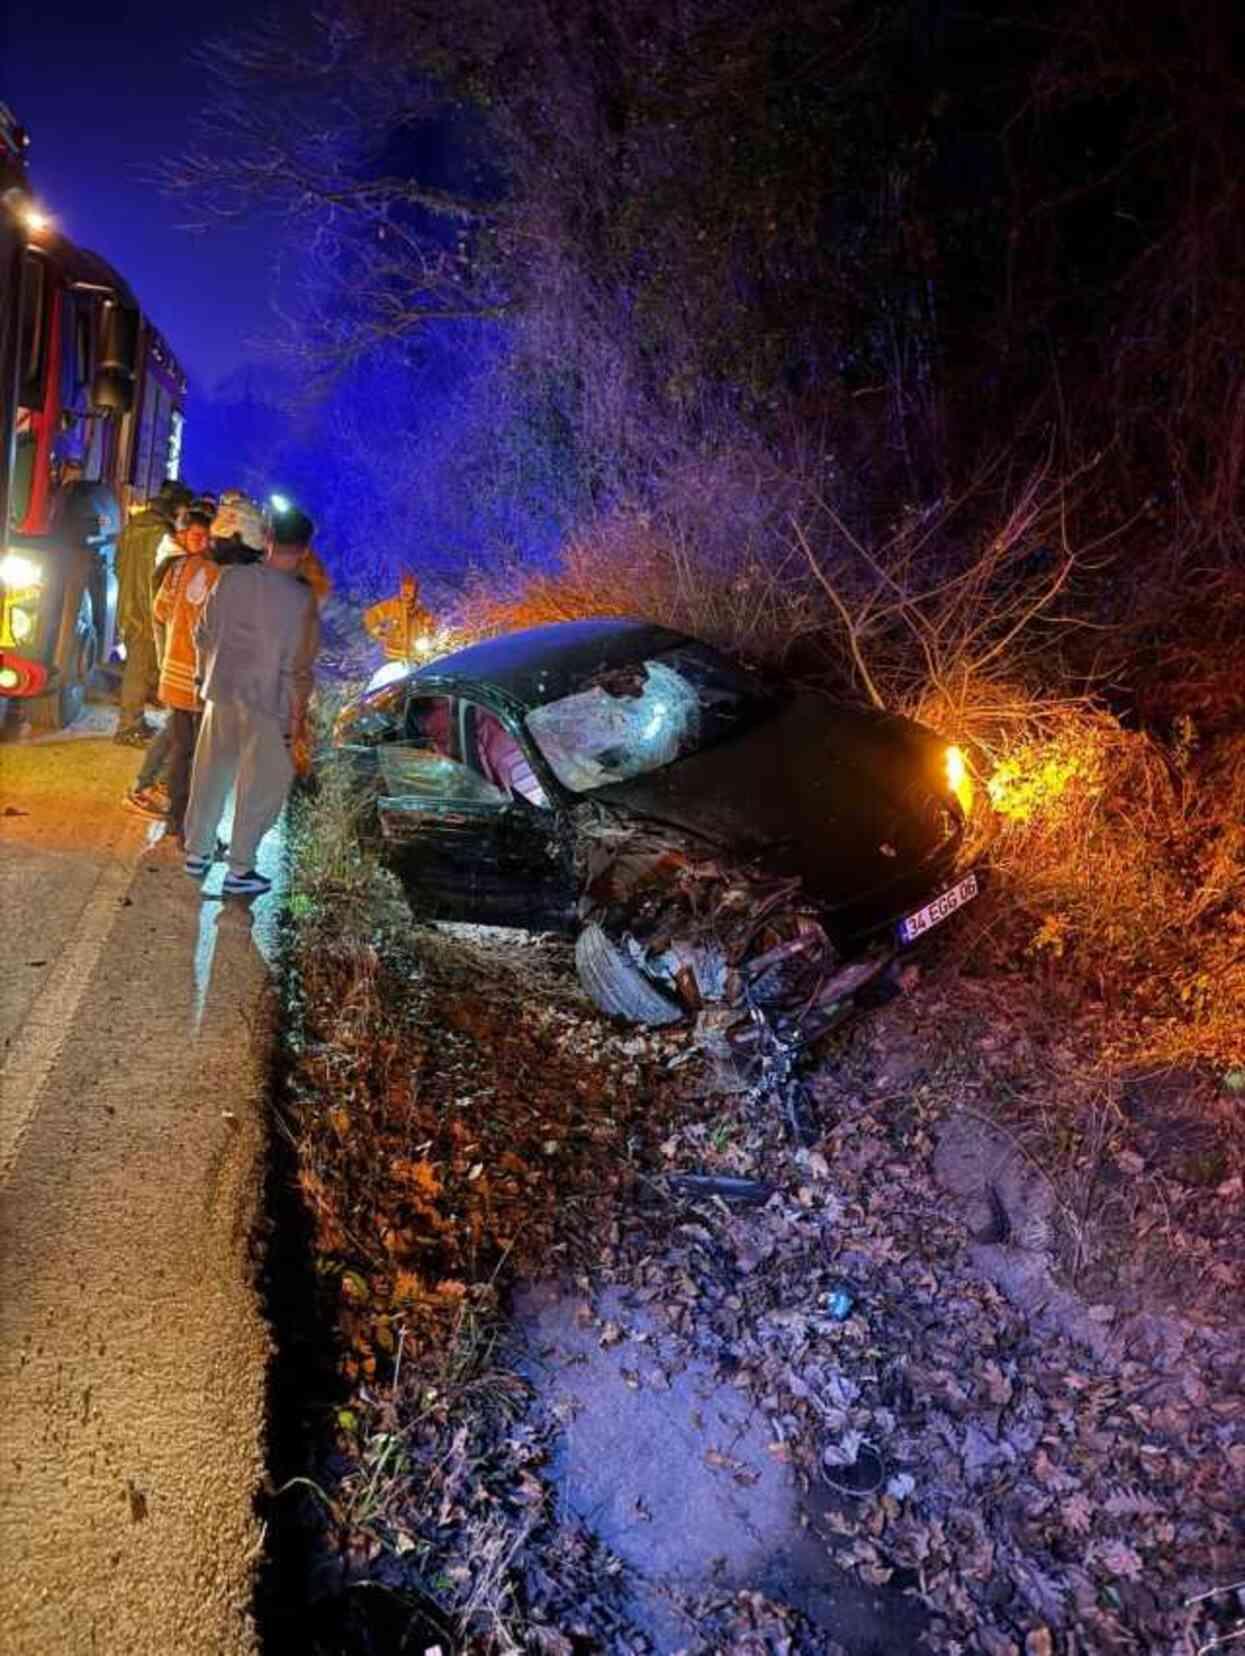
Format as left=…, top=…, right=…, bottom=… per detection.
left=363, top=571, right=435, bottom=665
left=148, top=518, right=222, bottom=842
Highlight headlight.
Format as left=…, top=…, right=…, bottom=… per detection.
left=945, top=745, right=974, bottom=815
left=9, top=605, right=35, bottom=642
left=0, top=552, right=43, bottom=589
left=365, top=659, right=414, bottom=693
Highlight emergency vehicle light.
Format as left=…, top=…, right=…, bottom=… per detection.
left=0, top=552, right=43, bottom=589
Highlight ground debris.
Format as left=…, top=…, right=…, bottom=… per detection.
left=576, top=814, right=891, bottom=1089
left=663, top=1173, right=774, bottom=1204
left=276, top=815, right=1244, bottom=1653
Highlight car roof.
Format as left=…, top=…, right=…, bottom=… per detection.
left=412, top=617, right=692, bottom=709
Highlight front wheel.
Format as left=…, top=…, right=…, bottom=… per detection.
left=575, top=922, right=685, bottom=1026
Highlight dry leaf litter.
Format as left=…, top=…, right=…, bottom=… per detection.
left=275, top=887, right=1244, bottom=1655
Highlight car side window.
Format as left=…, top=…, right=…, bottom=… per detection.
left=378, top=744, right=509, bottom=807
left=463, top=702, right=551, bottom=809
left=403, top=695, right=457, bottom=759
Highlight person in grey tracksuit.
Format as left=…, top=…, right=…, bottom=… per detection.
left=182, top=510, right=320, bottom=896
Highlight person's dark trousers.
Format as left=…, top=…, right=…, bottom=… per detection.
left=119, top=628, right=158, bottom=730
left=165, top=708, right=202, bottom=837
left=135, top=717, right=173, bottom=791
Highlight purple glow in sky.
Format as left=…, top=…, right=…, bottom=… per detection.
left=2, top=0, right=292, bottom=400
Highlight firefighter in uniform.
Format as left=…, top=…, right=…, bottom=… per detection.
left=114, top=479, right=193, bottom=743
left=363, top=571, right=435, bottom=666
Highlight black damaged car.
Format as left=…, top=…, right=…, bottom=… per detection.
left=331, top=618, right=979, bottom=1047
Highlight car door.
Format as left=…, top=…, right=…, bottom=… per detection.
left=377, top=694, right=576, bottom=930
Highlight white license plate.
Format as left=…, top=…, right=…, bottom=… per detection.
left=897, top=871, right=979, bottom=945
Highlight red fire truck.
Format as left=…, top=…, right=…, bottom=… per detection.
left=1, top=105, right=188, bottom=729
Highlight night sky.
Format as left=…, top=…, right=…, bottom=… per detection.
left=3, top=0, right=292, bottom=468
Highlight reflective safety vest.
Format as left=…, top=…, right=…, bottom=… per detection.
left=363, top=595, right=434, bottom=661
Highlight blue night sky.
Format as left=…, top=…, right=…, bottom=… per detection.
left=2, top=0, right=293, bottom=430
left=1, top=2, right=556, bottom=584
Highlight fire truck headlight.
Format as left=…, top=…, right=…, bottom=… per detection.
left=0, top=552, right=43, bottom=589
left=9, top=605, right=36, bottom=642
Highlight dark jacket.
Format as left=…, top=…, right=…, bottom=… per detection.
left=115, top=506, right=172, bottom=637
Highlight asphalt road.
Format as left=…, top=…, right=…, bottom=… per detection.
left=0, top=709, right=276, bottom=1654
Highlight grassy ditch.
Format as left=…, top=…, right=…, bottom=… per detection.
left=262, top=760, right=679, bottom=1651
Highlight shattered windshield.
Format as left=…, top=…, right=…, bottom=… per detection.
left=525, top=643, right=768, bottom=793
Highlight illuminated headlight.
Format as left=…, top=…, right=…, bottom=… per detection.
left=365, top=659, right=413, bottom=693
left=0, top=552, right=43, bottom=589
left=9, top=605, right=35, bottom=642
left=0, top=667, right=20, bottom=691
left=944, top=745, right=974, bottom=815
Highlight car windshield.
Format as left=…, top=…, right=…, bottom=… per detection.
left=525, top=642, right=769, bottom=793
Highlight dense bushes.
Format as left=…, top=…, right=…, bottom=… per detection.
left=179, top=1, right=1244, bottom=564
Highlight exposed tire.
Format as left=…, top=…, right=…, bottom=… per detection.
left=575, top=922, right=685, bottom=1026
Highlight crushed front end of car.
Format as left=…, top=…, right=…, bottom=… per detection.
left=571, top=809, right=903, bottom=1109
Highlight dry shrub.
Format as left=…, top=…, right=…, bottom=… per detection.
left=461, top=449, right=1112, bottom=695
left=926, top=699, right=1245, bottom=1066
left=983, top=714, right=1187, bottom=963
left=461, top=505, right=824, bottom=669
left=288, top=754, right=379, bottom=915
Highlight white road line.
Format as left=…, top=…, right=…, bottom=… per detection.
left=0, top=818, right=151, bottom=1179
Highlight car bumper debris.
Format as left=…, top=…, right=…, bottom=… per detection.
left=575, top=815, right=895, bottom=1067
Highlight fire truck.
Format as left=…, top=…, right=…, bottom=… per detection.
left=1, top=105, right=188, bottom=729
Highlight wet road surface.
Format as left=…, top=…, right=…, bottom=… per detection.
left=0, top=710, right=279, bottom=1654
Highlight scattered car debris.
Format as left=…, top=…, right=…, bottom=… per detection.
left=278, top=814, right=1245, bottom=1655
left=663, top=1172, right=775, bottom=1204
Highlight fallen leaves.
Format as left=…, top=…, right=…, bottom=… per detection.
left=279, top=841, right=1245, bottom=1654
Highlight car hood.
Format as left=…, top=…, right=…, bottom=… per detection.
left=584, top=692, right=956, bottom=909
